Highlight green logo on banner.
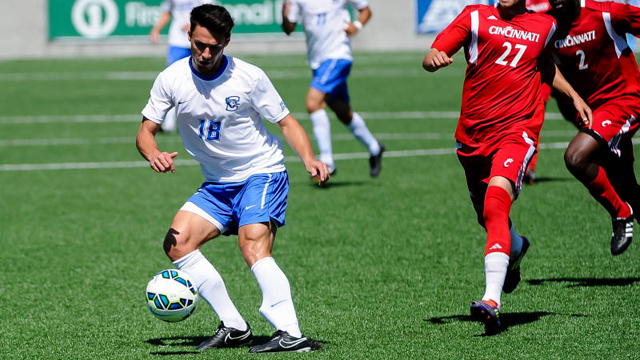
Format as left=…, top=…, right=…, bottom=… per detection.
left=49, top=0, right=292, bottom=40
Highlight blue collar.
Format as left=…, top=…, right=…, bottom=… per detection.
left=189, top=55, right=229, bottom=81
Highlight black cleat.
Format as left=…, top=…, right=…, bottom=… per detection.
left=369, top=142, right=385, bottom=177
left=470, top=300, right=501, bottom=335
left=248, top=330, right=311, bottom=353
left=503, top=236, right=530, bottom=294
left=611, top=204, right=634, bottom=255
left=196, top=322, right=253, bottom=350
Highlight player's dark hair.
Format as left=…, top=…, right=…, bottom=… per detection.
left=190, top=4, right=235, bottom=39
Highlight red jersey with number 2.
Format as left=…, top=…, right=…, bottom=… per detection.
left=432, top=5, right=557, bottom=147
left=553, top=0, right=640, bottom=109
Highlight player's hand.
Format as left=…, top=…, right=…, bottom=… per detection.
left=423, top=49, right=454, bottom=72
left=573, top=97, right=593, bottom=128
left=283, top=1, right=291, bottom=17
left=150, top=151, right=178, bottom=173
left=344, top=22, right=360, bottom=37
left=307, top=160, right=330, bottom=187
left=150, top=29, right=160, bottom=44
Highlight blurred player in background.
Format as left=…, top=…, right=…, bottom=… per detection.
left=549, top=0, right=640, bottom=255
left=150, top=0, right=213, bottom=132
left=281, top=0, right=385, bottom=178
left=523, top=0, right=553, bottom=184
left=423, top=0, right=591, bottom=334
left=137, top=4, right=329, bottom=353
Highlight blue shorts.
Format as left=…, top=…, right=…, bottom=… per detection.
left=167, top=46, right=191, bottom=66
left=181, top=171, right=289, bottom=235
left=311, top=59, right=352, bottom=103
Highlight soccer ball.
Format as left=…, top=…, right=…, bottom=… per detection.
left=146, top=269, right=199, bottom=322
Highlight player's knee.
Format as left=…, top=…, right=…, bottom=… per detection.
left=163, top=228, right=186, bottom=258
left=564, top=147, right=588, bottom=174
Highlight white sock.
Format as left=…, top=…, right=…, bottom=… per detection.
left=251, top=257, right=302, bottom=337
left=309, top=109, right=335, bottom=170
left=482, top=252, right=510, bottom=307
left=162, top=107, right=178, bottom=133
left=348, top=112, right=380, bottom=155
left=173, top=250, right=247, bottom=331
left=509, top=221, right=523, bottom=260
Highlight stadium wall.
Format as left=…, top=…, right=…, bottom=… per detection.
left=0, top=0, right=435, bottom=60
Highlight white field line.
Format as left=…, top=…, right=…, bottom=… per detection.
left=4, top=140, right=631, bottom=172
left=0, top=111, right=567, bottom=124
left=3, top=138, right=638, bottom=172
left=0, top=67, right=429, bottom=82
left=0, top=130, right=583, bottom=148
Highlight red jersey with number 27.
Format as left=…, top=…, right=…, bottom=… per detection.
left=553, top=0, right=640, bottom=109
left=432, top=5, right=557, bottom=147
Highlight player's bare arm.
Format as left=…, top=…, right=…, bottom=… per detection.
left=281, top=2, right=297, bottom=35
left=136, top=118, right=179, bottom=173
left=276, top=114, right=330, bottom=185
left=150, top=11, right=172, bottom=44
left=422, top=48, right=454, bottom=72
left=345, top=6, right=371, bottom=37
left=551, top=65, right=593, bottom=127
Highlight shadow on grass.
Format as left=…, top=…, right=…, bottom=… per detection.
left=146, top=335, right=326, bottom=354
left=425, top=311, right=582, bottom=336
left=526, top=277, right=640, bottom=287
left=307, top=180, right=368, bottom=189
left=522, top=176, right=573, bottom=185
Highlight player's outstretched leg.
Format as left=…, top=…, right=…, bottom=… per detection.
left=248, top=257, right=312, bottom=353
left=197, top=322, right=253, bottom=350
left=346, top=112, right=383, bottom=177
left=470, top=300, right=501, bottom=335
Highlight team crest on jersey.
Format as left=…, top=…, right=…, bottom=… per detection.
left=226, top=96, right=240, bottom=111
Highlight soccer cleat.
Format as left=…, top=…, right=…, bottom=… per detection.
left=502, top=236, right=530, bottom=294
left=470, top=300, right=501, bottom=335
left=369, top=142, right=385, bottom=177
left=196, top=322, right=253, bottom=350
left=611, top=204, right=634, bottom=255
left=248, top=330, right=312, bottom=353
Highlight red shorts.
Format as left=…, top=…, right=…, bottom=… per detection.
left=585, top=98, right=640, bottom=158
left=457, top=131, right=537, bottom=199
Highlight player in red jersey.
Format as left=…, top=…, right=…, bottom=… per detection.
left=423, top=0, right=591, bottom=334
left=549, top=0, right=640, bottom=255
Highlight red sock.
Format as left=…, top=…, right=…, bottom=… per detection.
left=483, top=186, right=512, bottom=256
left=588, top=167, right=631, bottom=218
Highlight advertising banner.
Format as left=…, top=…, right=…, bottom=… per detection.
left=48, top=0, right=289, bottom=41
left=415, top=0, right=495, bottom=34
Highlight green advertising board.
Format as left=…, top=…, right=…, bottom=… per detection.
left=48, top=0, right=290, bottom=41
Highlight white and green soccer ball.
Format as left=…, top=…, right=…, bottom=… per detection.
left=146, top=269, right=199, bottom=322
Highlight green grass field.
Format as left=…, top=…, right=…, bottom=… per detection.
left=1, top=52, right=639, bottom=359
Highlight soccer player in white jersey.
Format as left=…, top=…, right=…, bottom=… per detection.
left=282, top=0, right=385, bottom=177
left=150, top=0, right=212, bottom=133
left=137, top=4, right=329, bottom=353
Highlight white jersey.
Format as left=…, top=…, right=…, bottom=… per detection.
left=162, top=0, right=212, bottom=48
left=142, top=55, right=289, bottom=183
left=287, top=0, right=368, bottom=69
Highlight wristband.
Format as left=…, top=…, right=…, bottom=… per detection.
left=353, top=20, right=363, bottom=30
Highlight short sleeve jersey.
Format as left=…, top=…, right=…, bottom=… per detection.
left=432, top=5, right=557, bottom=147
left=161, top=0, right=212, bottom=48
left=142, top=56, right=289, bottom=183
left=287, top=0, right=368, bottom=69
left=552, top=0, right=640, bottom=109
